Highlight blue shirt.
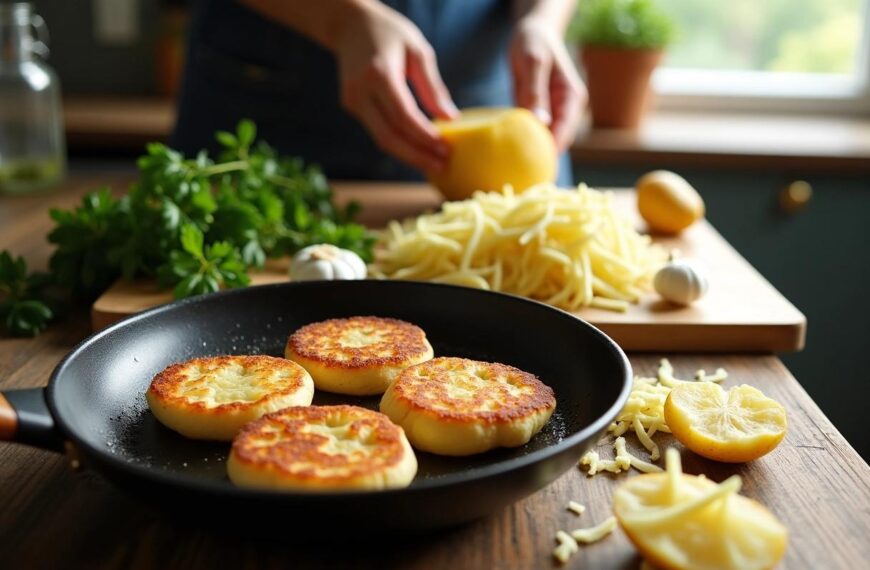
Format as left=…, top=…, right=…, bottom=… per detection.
left=174, top=0, right=572, bottom=184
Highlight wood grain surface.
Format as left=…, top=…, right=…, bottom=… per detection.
left=89, top=180, right=805, bottom=352
left=64, top=98, right=174, bottom=148
left=1, top=171, right=868, bottom=569
left=1, top=326, right=868, bottom=569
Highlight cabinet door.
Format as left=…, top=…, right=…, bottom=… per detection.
left=573, top=164, right=870, bottom=458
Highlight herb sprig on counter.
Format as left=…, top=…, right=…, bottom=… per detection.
left=0, top=120, right=376, bottom=337
left=0, top=252, right=53, bottom=336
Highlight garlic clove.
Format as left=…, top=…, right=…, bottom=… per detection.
left=332, top=259, right=359, bottom=280
left=342, top=252, right=368, bottom=279
left=654, top=260, right=709, bottom=306
left=292, top=259, right=334, bottom=281
left=289, top=244, right=367, bottom=281
left=308, top=244, right=341, bottom=261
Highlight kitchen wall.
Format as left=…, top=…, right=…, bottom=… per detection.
left=33, top=0, right=160, bottom=94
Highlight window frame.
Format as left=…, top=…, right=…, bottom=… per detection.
left=651, top=0, right=870, bottom=115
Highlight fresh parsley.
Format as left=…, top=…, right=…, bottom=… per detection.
left=0, top=120, right=376, bottom=337
left=157, top=224, right=250, bottom=298
left=0, top=252, right=53, bottom=336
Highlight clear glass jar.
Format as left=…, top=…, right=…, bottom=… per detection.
left=0, top=2, right=65, bottom=193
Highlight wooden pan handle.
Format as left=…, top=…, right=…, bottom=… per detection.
left=0, top=388, right=61, bottom=451
left=0, top=393, right=17, bottom=440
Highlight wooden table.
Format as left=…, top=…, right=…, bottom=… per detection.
left=1, top=173, right=868, bottom=569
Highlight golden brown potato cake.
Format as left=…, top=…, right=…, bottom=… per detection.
left=227, top=405, right=417, bottom=491
left=146, top=355, right=314, bottom=441
left=380, top=357, right=556, bottom=456
left=285, top=316, right=434, bottom=395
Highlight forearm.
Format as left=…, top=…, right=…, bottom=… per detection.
left=240, top=0, right=380, bottom=51
left=512, top=0, right=577, bottom=34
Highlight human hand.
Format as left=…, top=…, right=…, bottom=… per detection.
left=334, top=2, right=459, bottom=172
left=510, top=16, right=586, bottom=152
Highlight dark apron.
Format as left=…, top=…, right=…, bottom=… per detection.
left=173, top=0, right=573, bottom=184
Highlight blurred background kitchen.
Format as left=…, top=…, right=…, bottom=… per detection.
left=1, top=0, right=868, bottom=457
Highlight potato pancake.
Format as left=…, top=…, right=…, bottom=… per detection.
left=380, top=357, right=556, bottom=456
left=285, top=316, right=434, bottom=395
left=146, top=355, right=314, bottom=441
left=227, top=405, right=417, bottom=491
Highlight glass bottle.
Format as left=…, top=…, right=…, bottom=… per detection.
left=0, top=2, right=65, bottom=193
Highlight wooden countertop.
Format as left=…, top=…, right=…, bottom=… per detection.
left=64, top=98, right=175, bottom=148
left=1, top=172, right=869, bottom=569
left=62, top=97, right=870, bottom=172
left=89, top=180, right=807, bottom=352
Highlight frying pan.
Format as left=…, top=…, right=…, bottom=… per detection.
left=0, top=281, right=631, bottom=531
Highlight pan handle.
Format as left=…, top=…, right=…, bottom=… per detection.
left=0, top=388, right=62, bottom=451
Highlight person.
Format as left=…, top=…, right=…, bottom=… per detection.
left=172, top=0, right=585, bottom=185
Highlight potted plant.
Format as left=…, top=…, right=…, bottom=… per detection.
left=568, top=0, right=676, bottom=128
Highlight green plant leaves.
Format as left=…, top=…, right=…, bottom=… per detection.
left=0, top=252, right=54, bottom=336
left=180, top=223, right=205, bottom=258
left=568, top=0, right=677, bottom=49
left=1, top=119, right=375, bottom=336
left=158, top=226, right=251, bottom=298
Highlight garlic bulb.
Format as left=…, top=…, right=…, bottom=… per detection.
left=290, top=244, right=367, bottom=281
left=654, top=260, right=708, bottom=305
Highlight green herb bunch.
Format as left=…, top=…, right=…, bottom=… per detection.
left=568, top=0, right=676, bottom=50
left=0, top=252, right=54, bottom=336
left=0, top=120, right=375, bottom=336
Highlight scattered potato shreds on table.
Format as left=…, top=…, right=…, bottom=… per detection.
left=567, top=500, right=586, bottom=515
left=371, top=184, right=666, bottom=312
left=580, top=359, right=727, bottom=476
left=553, top=516, right=618, bottom=564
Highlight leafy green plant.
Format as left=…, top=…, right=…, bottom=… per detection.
left=568, top=0, right=676, bottom=49
left=0, top=253, right=53, bottom=336
left=157, top=224, right=250, bottom=298
left=0, top=120, right=376, bottom=337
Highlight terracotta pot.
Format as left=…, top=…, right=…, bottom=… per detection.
left=154, top=8, right=188, bottom=98
left=580, top=47, right=662, bottom=129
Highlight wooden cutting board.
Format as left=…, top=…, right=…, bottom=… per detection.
left=91, top=182, right=806, bottom=352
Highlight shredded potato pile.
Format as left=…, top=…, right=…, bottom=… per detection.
left=371, top=184, right=665, bottom=312
left=580, top=360, right=727, bottom=476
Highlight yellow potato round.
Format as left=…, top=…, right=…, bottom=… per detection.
left=145, top=355, right=314, bottom=441
left=664, top=382, right=787, bottom=463
left=429, top=107, right=557, bottom=200
left=614, top=450, right=788, bottom=570
left=380, top=357, right=556, bottom=456
left=285, top=316, right=434, bottom=396
left=228, top=405, right=417, bottom=491
left=636, top=170, right=705, bottom=235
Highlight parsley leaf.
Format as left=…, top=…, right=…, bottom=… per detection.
left=0, top=252, right=54, bottom=336
left=3, top=119, right=376, bottom=336
left=157, top=224, right=250, bottom=297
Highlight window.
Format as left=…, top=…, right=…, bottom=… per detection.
left=652, top=0, right=870, bottom=113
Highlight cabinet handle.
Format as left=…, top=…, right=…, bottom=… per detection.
left=780, top=181, right=812, bottom=213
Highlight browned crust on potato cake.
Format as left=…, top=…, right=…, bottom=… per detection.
left=391, top=357, right=556, bottom=424
left=147, top=355, right=308, bottom=414
left=286, top=316, right=431, bottom=369
left=230, top=405, right=407, bottom=484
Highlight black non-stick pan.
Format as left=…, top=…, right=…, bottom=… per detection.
left=0, top=281, right=631, bottom=531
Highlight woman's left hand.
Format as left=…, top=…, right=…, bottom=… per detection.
left=510, top=16, right=586, bottom=152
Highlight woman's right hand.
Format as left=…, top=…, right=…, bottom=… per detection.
left=333, top=2, right=459, bottom=173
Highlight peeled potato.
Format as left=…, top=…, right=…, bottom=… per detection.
left=429, top=107, right=557, bottom=200
left=636, top=170, right=705, bottom=235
